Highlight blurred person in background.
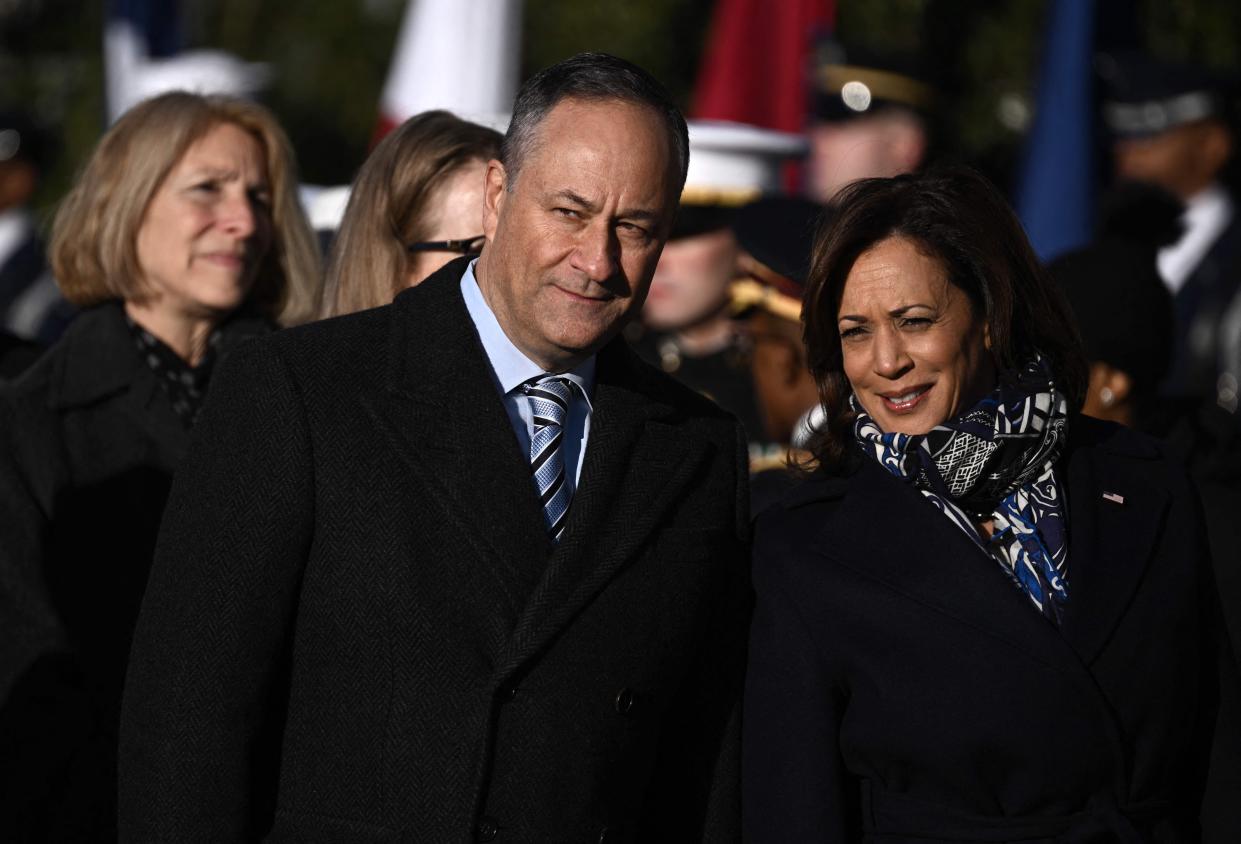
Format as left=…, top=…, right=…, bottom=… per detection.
left=727, top=196, right=826, bottom=498
left=744, top=167, right=1240, bottom=841
left=1101, top=53, right=1241, bottom=410
left=320, top=110, right=501, bottom=318
left=1050, top=182, right=1241, bottom=706
left=804, top=41, right=935, bottom=203
left=0, top=91, right=320, bottom=841
left=634, top=120, right=803, bottom=444
left=0, top=109, right=71, bottom=347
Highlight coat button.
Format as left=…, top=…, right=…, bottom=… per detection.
left=476, top=817, right=499, bottom=841
left=499, top=684, right=517, bottom=702
left=614, top=687, right=636, bottom=715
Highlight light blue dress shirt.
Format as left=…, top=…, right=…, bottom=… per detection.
left=460, top=260, right=595, bottom=491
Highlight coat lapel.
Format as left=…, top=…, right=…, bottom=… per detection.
left=365, top=259, right=551, bottom=616
left=817, top=458, right=1081, bottom=669
left=1059, top=419, right=1169, bottom=664
left=498, top=341, right=711, bottom=677
left=814, top=417, right=1172, bottom=670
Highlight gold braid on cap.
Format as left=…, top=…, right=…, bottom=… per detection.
left=730, top=278, right=802, bottom=323
left=819, top=65, right=934, bottom=110
left=679, top=185, right=763, bottom=207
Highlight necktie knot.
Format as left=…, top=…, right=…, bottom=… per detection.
left=524, top=376, right=573, bottom=430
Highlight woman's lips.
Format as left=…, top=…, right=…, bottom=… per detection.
left=879, top=385, right=931, bottom=414
left=201, top=253, right=246, bottom=270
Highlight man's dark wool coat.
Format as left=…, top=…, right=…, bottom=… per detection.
left=118, top=258, right=751, bottom=843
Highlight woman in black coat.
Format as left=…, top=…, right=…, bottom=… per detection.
left=743, top=167, right=1241, bottom=842
left=0, top=92, right=320, bottom=840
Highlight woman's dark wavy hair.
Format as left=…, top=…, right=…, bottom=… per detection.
left=802, top=166, right=1087, bottom=471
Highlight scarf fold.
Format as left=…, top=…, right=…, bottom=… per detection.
left=853, top=355, right=1071, bottom=624
left=126, top=315, right=221, bottom=428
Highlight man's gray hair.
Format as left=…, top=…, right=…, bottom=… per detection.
left=500, top=52, right=690, bottom=192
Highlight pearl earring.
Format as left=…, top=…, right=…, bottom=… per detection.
left=1100, top=386, right=1115, bottom=407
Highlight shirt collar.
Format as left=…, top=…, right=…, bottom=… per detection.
left=1157, top=182, right=1234, bottom=292
left=460, top=259, right=596, bottom=407
left=1183, top=182, right=1232, bottom=227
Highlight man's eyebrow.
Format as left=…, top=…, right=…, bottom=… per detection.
left=619, top=207, right=663, bottom=224
left=551, top=189, right=663, bottom=223
left=552, top=189, right=598, bottom=212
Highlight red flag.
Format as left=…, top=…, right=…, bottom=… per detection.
left=692, top=0, right=835, bottom=133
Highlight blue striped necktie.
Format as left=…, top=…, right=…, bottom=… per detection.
left=524, top=376, right=575, bottom=541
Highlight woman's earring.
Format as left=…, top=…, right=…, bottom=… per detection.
left=1100, top=386, right=1115, bottom=407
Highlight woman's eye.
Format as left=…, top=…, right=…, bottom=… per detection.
left=901, top=317, right=932, bottom=329
left=839, top=325, right=866, bottom=339
left=191, top=181, right=220, bottom=194
left=249, top=188, right=272, bottom=209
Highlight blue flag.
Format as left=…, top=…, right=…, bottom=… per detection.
left=1016, top=0, right=1097, bottom=262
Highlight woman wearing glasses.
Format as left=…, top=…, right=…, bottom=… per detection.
left=320, top=110, right=501, bottom=317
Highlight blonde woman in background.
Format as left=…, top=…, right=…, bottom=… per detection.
left=0, top=91, right=319, bottom=840
left=321, top=110, right=501, bottom=317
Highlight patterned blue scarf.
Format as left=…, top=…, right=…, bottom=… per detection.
left=853, top=355, right=1071, bottom=624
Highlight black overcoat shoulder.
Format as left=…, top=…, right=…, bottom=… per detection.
left=119, top=258, right=752, bottom=843
left=743, top=415, right=1241, bottom=843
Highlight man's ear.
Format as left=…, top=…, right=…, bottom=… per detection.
left=885, top=114, right=927, bottom=175
left=482, top=159, right=508, bottom=241
left=1203, top=121, right=1233, bottom=179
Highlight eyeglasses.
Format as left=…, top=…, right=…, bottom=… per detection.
left=406, top=235, right=486, bottom=255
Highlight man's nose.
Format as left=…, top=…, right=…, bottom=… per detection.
left=571, top=221, right=618, bottom=282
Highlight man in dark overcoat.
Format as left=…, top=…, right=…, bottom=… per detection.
left=118, top=53, right=749, bottom=843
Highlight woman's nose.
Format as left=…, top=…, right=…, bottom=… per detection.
left=218, top=190, right=258, bottom=238
left=872, top=325, right=913, bottom=378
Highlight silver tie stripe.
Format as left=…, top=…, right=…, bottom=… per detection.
left=524, top=376, right=574, bottom=541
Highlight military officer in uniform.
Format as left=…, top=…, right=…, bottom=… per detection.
left=727, top=196, right=827, bottom=511
left=804, top=41, right=936, bottom=203
left=633, top=120, right=804, bottom=446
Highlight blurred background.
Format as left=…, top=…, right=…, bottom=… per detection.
left=7, top=0, right=1241, bottom=218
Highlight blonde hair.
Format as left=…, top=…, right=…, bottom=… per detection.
left=321, top=111, right=501, bottom=318
left=50, top=91, right=322, bottom=326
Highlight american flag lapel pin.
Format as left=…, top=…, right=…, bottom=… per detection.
left=1102, top=491, right=1125, bottom=504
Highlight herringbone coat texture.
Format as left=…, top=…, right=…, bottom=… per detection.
left=118, top=258, right=751, bottom=843
left=0, top=302, right=267, bottom=841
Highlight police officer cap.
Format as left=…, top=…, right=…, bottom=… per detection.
left=1100, top=52, right=1236, bottom=138
left=811, top=39, right=935, bottom=123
